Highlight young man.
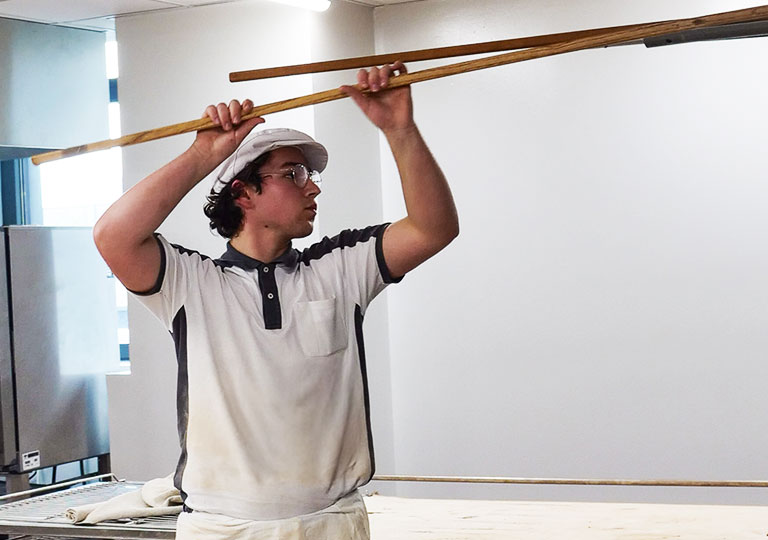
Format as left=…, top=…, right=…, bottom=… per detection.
left=94, top=63, right=458, bottom=539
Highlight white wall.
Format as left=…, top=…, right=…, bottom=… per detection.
left=109, top=0, right=393, bottom=482
left=375, top=0, right=768, bottom=504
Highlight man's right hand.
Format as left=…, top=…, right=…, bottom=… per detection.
left=190, top=99, right=265, bottom=166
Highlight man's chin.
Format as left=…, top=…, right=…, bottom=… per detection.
left=292, top=223, right=314, bottom=239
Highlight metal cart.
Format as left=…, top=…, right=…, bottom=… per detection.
left=0, top=476, right=175, bottom=539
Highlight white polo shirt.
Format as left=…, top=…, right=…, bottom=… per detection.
left=132, top=224, right=400, bottom=521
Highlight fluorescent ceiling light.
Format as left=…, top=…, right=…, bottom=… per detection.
left=269, top=0, right=330, bottom=11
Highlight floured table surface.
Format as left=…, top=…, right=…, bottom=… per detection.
left=365, top=495, right=768, bottom=539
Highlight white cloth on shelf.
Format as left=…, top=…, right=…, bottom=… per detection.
left=141, top=475, right=183, bottom=507
left=65, top=475, right=182, bottom=525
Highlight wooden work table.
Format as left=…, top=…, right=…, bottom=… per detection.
left=365, top=495, right=768, bottom=539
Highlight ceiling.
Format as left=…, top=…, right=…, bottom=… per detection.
left=0, top=0, right=415, bottom=32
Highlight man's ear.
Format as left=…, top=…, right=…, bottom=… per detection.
left=232, top=180, right=254, bottom=209
left=231, top=179, right=246, bottom=197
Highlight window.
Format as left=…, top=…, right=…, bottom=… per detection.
left=34, top=33, right=128, bottom=363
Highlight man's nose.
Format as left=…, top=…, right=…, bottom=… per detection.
left=305, top=179, right=321, bottom=196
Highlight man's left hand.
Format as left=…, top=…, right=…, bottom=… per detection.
left=341, top=61, right=414, bottom=135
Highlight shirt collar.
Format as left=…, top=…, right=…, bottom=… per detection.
left=217, top=242, right=299, bottom=271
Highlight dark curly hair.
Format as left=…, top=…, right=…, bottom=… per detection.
left=203, top=152, right=272, bottom=238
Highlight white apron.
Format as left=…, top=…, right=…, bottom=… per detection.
left=175, top=490, right=369, bottom=540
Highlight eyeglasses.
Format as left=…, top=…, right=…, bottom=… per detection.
left=258, top=163, right=322, bottom=189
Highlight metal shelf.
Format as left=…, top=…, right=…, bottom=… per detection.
left=0, top=481, right=175, bottom=539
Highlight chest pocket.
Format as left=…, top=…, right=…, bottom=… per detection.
left=294, top=297, right=348, bottom=357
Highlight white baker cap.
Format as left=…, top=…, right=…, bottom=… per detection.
left=213, top=128, right=328, bottom=191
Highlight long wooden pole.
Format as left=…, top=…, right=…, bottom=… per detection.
left=31, top=4, right=768, bottom=165
left=372, top=475, right=768, bottom=488
left=231, top=20, right=768, bottom=82
left=229, top=23, right=651, bottom=82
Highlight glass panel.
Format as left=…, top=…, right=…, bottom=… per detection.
left=32, top=33, right=129, bottom=363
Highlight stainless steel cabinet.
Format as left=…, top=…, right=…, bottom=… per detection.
left=0, top=227, right=120, bottom=474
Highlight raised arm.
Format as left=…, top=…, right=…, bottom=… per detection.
left=341, top=62, right=459, bottom=279
left=93, top=100, right=264, bottom=292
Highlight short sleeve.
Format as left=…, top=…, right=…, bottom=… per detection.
left=319, top=224, right=403, bottom=315
left=128, top=234, right=194, bottom=330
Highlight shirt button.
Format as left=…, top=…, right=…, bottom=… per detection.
left=267, top=293, right=275, bottom=300
left=263, top=267, right=270, bottom=273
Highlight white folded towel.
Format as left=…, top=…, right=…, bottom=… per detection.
left=141, top=475, right=183, bottom=507
left=65, top=475, right=182, bottom=525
